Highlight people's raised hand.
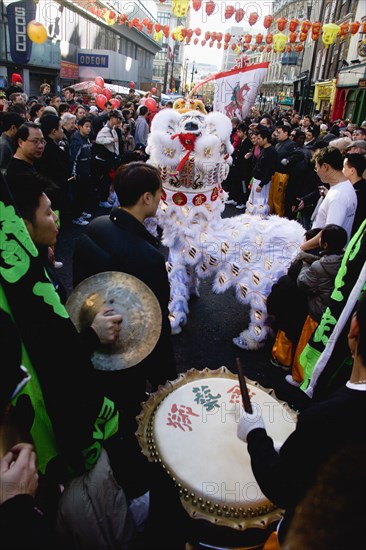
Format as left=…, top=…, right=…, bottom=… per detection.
left=91, top=307, right=122, bottom=345
left=237, top=405, right=265, bottom=443
left=0, top=443, right=38, bottom=504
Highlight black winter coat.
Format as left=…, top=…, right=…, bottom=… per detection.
left=73, top=208, right=176, bottom=411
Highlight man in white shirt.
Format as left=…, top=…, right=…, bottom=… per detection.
left=301, top=146, right=357, bottom=251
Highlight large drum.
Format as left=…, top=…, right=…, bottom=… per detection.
left=137, top=367, right=297, bottom=547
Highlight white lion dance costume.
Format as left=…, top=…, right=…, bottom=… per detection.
left=147, top=100, right=304, bottom=349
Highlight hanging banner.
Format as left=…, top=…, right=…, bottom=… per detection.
left=192, top=62, right=269, bottom=119
left=6, top=0, right=36, bottom=65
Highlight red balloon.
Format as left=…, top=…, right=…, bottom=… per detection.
left=129, top=81, right=135, bottom=88
left=151, top=87, right=157, bottom=94
left=96, top=93, right=108, bottom=110
left=110, top=98, right=120, bottom=109
left=94, top=76, right=105, bottom=88
left=102, top=87, right=112, bottom=100
left=89, top=85, right=102, bottom=95
left=145, top=97, right=158, bottom=112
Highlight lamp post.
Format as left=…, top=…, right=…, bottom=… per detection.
left=183, top=57, right=189, bottom=93
left=191, top=61, right=197, bottom=87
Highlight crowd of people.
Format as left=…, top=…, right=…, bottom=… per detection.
left=0, top=73, right=365, bottom=549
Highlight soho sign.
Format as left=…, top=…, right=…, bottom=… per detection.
left=14, top=5, right=27, bottom=52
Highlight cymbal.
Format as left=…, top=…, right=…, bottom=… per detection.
left=66, top=271, right=162, bottom=371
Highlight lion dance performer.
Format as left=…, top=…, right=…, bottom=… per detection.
left=147, top=99, right=304, bottom=349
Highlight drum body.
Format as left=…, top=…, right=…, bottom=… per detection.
left=137, top=367, right=297, bottom=547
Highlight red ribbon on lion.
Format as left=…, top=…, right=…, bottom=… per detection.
left=171, top=132, right=199, bottom=172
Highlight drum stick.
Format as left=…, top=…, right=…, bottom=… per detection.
left=236, top=357, right=253, bottom=414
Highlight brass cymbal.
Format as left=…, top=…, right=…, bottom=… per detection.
left=66, top=271, right=162, bottom=371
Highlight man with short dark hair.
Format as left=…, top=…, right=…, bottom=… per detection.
left=0, top=112, right=23, bottom=171
left=73, top=161, right=176, bottom=500
left=35, top=115, right=70, bottom=219
left=134, top=105, right=149, bottom=149
left=6, top=122, right=45, bottom=183
left=343, top=153, right=366, bottom=236
left=269, top=124, right=304, bottom=216
left=73, top=162, right=176, bottom=426
left=95, top=109, right=122, bottom=207
left=63, top=87, right=77, bottom=108
left=69, top=116, right=93, bottom=225
left=301, top=146, right=357, bottom=251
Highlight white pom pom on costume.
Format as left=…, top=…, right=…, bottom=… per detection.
left=194, top=134, right=222, bottom=172
left=150, top=108, right=181, bottom=134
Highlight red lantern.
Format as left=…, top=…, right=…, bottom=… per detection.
left=96, top=94, right=108, bottom=110
left=289, top=32, right=297, bottom=43
left=129, top=81, right=135, bottom=88
left=185, top=36, right=191, bottom=44
left=362, top=21, right=366, bottom=34
left=339, top=21, right=349, bottom=41
left=225, top=5, right=235, bottom=19
left=251, top=45, right=257, bottom=51
left=244, top=33, right=252, bottom=44
left=145, top=97, right=158, bottom=112
left=151, top=87, right=157, bottom=94
left=295, top=44, right=304, bottom=52
left=119, top=14, right=128, bottom=24
left=209, top=41, right=214, bottom=47
left=288, top=18, right=299, bottom=32
left=286, top=45, right=292, bottom=52
left=194, top=28, right=201, bottom=36
left=181, top=28, right=187, bottom=38
left=94, top=76, right=105, bottom=88
left=128, top=21, right=134, bottom=28
left=224, top=32, right=231, bottom=43
left=265, top=33, right=273, bottom=44
left=201, top=39, right=206, bottom=46
left=217, top=32, right=223, bottom=42
left=217, top=42, right=222, bottom=49
left=102, top=88, right=112, bottom=100
left=231, top=43, right=237, bottom=50
left=300, top=20, right=311, bottom=34
left=243, top=44, right=249, bottom=51
left=248, top=12, right=259, bottom=26
left=192, top=0, right=202, bottom=11
left=235, top=8, right=244, bottom=23
left=187, top=28, right=193, bottom=38
left=205, top=1, right=216, bottom=16
left=312, top=21, right=321, bottom=37
left=211, top=31, right=217, bottom=41
left=163, top=25, right=169, bottom=37
left=276, top=17, right=287, bottom=31
left=259, top=45, right=265, bottom=52
left=266, top=45, right=272, bottom=52
left=263, top=15, right=274, bottom=29
left=349, top=21, right=361, bottom=34
left=155, top=23, right=161, bottom=32
left=299, top=32, right=307, bottom=42
left=194, top=37, right=199, bottom=45
left=205, top=31, right=211, bottom=41
left=255, top=33, right=263, bottom=44
left=224, top=43, right=229, bottom=50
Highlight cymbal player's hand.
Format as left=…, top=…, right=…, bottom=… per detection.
left=0, top=443, right=38, bottom=504
left=91, top=307, right=123, bottom=344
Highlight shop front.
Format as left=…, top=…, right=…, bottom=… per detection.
left=333, top=62, right=366, bottom=124
left=313, top=79, right=336, bottom=120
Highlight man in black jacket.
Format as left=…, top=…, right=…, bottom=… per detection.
left=36, top=115, right=70, bottom=222
left=237, top=291, right=366, bottom=545
left=269, top=124, right=304, bottom=217
left=73, top=161, right=177, bottom=498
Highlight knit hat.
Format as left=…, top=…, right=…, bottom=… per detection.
left=346, top=140, right=366, bottom=153
left=11, top=73, right=23, bottom=84
left=89, top=105, right=99, bottom=114
left=320, top=124, right=328, bottom=131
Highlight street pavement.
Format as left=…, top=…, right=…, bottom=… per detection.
left=56, top=204, right=310, bottom=413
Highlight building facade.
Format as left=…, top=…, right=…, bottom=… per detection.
left=0, top=0, right=160, bottom=96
